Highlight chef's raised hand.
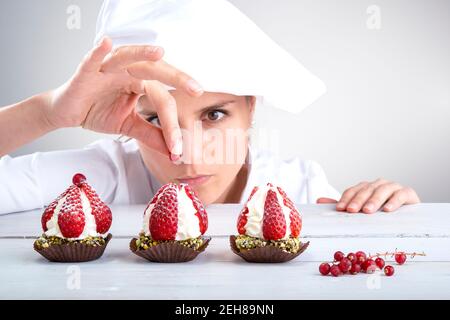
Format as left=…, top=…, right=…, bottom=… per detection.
left=316, top=178, right=420, bottom=213
left=0, top=37, right=204, bottom=157
left=47, top=37, right=203, bottom=158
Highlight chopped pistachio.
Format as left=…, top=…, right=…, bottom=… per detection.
left=34, top=234, right=106, bottom=249
left=135, top=233, right=204, bottom=251
left=235, top=234, right=302, bottom=254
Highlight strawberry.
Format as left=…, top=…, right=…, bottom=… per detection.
left=41, top=187, right=71, bottom=232
left=184, top=184, right=208, bottom=234
left=149, top=183, right=178, bottom=240
left=237, top=186, right=259, bottom=234
left=42, top=173, right=112, bottom=237
left=277, top=186, right=302, bottom=237
left=262, top=189, right=287, bottom=240
left=143, top=183, right=170, bottom=217
left=81, top=183, right=112, bottom=234
left=289, top=209, right=302, bottom=238
left=150, top=183, right=170, bottom=205
left=41, top=205, right=55, bottom=232
left=237, top=207, right=249, bottom=235
left=276, top=186, right=295, bottom=208
left=57, top=186, right=85, bottom=238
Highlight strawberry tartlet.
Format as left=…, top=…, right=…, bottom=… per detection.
left=230, top=183, right=309, bottom=263
left=34, top=173, right=112, bottom=262
left=130, top=183, right=210, bottom=263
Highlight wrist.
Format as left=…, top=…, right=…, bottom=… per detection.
left=34, top=91, right=59, bottom=132
left=0, top=91, right=59, bottom=156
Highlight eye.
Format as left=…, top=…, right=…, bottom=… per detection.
left=205, top=110, right=227, bottom=122
left=146, top=115, right=161, bottom=127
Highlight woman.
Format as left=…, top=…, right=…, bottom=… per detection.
left=0, top=0, right=420, bottom=214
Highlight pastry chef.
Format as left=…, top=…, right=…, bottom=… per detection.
left=0, top=0, right=419, bottom=214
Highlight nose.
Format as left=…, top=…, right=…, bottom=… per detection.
left=177, top=120, right=204, bottom=165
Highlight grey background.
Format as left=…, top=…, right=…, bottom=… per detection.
left=1, top=0, right=449, bottom=202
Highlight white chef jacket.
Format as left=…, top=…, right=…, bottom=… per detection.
left=0, top=139, right=340, bottom=215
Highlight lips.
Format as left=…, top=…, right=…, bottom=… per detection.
left=176, top=175, right=212, bottom=187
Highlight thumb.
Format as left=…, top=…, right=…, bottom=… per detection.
left=316, top=197, right=338, bottom=204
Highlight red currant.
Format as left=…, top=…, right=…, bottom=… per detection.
left=334, top=251, right=345, bottom=262
left=349, top=263, right=361, bottom=275
left=355, top=251, right=367, bottom=263
left=384, top=265, right=395, bottom=276
left=346, top=252, right=356, bottom=263
left=338, top=258, right=352, bottom=273
left=375, top=257, right=385, bottom=269
left=72, top=173, right=87, bottom=186
left=319, top=263, right=331, bottom=275
left=362, top=259, right=376, bottom=273
left=330, top=265, right=341, bottom=277
left=395, top=252, right=407, bottom=265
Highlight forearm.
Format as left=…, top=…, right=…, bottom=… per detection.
left=0, top=92, right=56, bottom=156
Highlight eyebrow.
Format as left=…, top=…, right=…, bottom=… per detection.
left=139, top=99, right=236, bottom=117
left=196, top=99, right=236, bottom=115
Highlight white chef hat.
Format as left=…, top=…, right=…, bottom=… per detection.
left=94, top=0, right=326, bottom=114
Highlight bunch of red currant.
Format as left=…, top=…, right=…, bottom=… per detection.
left=319, top=250, right=411, bottom=277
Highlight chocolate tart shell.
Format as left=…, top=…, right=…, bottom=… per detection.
left=129, top=236, right=211, bottom=263
left=33, top=233, right=112, bottom=263
left=229, top=235, right=309, bottom=263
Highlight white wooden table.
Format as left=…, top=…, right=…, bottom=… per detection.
left=1, top=203, right=449, bottom=299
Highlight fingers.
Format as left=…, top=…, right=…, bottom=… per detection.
left=337, top=178, right=387, bottom=213
left=383, top=187, right=421, bottom=212
left=316, top=197, right=338, bottom=204
left=337, top=178, right=421, bottom=214
left=343, top=179, right=389, bottom=213
left=336, top=181, right=369, bottom=211
left=78, top=37, right=113, bottom=73
left=345, top=184, right=380, bottom=213
left=101, top=45, right=164, bottom=73
left=143, top=80, right=183, bottom=160
left=127, top=60, right=204, bottom=97
left=362, top=182, right=403, bottom=213
left=121, top=111, right=169, bottom=157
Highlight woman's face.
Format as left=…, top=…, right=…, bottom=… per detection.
left=137, top=91, right=256, bottom=205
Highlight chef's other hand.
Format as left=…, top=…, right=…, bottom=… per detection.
left=316, top=178, right=420, bottom=213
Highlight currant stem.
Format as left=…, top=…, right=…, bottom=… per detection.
left=368, top=251, right=426, bottom=259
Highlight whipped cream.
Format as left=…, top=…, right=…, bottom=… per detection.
left=243, top=185, right=293, bottom=240
left=45, top=190, right=106, bottom=240
left=142, top=184, right=201, bottom=240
